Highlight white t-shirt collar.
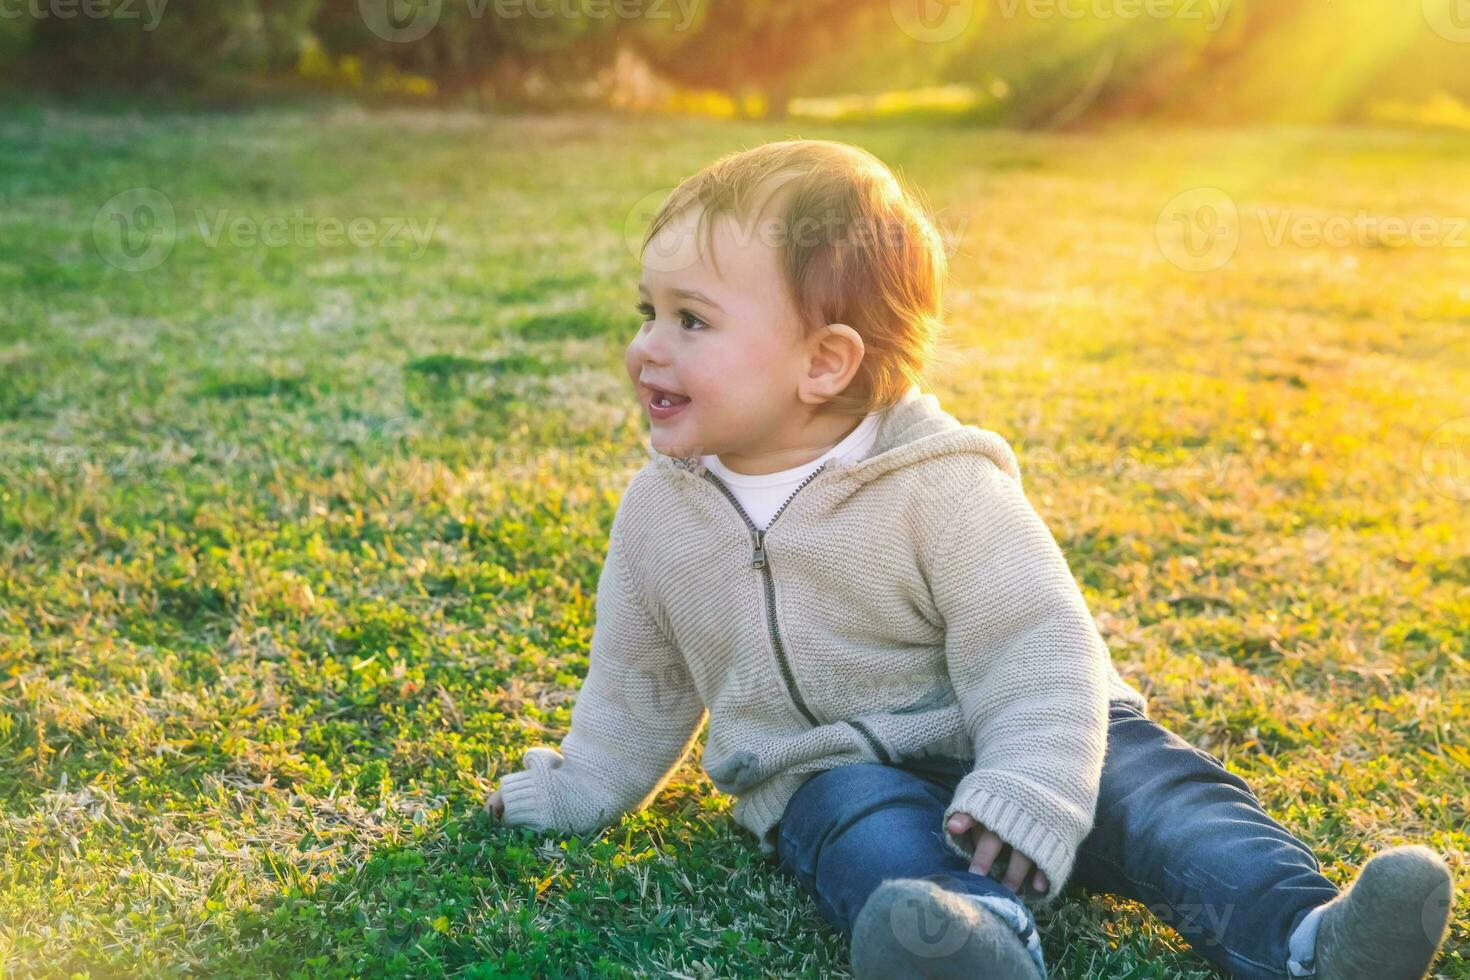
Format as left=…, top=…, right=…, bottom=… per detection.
left=702, top=410, right=884, bottom=488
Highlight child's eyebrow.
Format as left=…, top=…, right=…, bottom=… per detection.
left=672, top=288, right=724, bottom=312
left=638, top=283, right=725, bottom=313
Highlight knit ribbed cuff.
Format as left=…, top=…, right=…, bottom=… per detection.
left=496, top=767, right=551, bottom=830
left=942, top=783, right=1080, bottom=905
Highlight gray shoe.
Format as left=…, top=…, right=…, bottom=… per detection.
left=1313, top=844, right=1456, bottom=980
left=849, top=876, right=1045, bottom=980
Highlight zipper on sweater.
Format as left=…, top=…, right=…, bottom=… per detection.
left=847, top=718, right=893, bottom=765
left=700, top=461, right=829, bottom=727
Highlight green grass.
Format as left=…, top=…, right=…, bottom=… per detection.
left=0, top=103, right=1467, bottom=978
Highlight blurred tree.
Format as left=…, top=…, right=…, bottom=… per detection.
left=0, top=14, right=34, bottom=77
left=940, top=0, right=1470, bottom=127
left=2, top=0, right=1468, bottom=124
left=624, top=0, right=944, bottom=118
left=311, top=0, right=623, bottom=106
left=11, top=0, right=320, bottom=88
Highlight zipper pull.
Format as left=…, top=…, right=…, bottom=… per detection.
left=750, top=529, right=766, bottom=569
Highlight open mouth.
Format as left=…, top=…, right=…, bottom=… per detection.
left=644, top=383, right=691, bottom=420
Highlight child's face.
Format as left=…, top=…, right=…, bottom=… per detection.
left=626, top=204, right=817, bottom=464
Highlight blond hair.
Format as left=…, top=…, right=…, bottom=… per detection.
left=641, top=139, right=950, bottom=418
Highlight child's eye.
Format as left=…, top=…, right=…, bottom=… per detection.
left=634, top=302, right=707, bottom=332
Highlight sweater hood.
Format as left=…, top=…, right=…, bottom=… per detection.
left=646, top=382, right=1022, bottom=489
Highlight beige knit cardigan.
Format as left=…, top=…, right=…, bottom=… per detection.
left=496, top=383, right=1148, bottom=900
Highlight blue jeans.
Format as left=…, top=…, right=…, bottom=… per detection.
left=774, top=700, right=1342, bottom=979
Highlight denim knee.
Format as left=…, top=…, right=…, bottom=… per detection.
left=777, top=763, right=944, bottom=866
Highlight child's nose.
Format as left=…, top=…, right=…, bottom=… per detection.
left=631, top=324, right=672, bottom=365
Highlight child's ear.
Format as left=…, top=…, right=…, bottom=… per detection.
left=800, top=322, right=865, bottom=404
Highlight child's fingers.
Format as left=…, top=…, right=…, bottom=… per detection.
left=968, top=829, right=1006, bottom=877
left=485, top=789, right=504, bottom=818
left=946, top=814, right=974, bottom=859
left=946, top=812, right=976, bottom=854
left=1031, top=869, right=1049, bottom=895
left=1002, top=852, right=1033, bottom=895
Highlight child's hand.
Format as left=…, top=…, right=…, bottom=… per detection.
left=947, top=812, right=1050, bottom=897
left=484, top=788, right=504, bottom=820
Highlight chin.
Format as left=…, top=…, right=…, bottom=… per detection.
left=651, top=440, right=693, bottom=459
left=650, top=431, right=702, bottom=459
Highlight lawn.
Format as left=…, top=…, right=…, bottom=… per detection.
left=0, top=104, right=1466, bottom=978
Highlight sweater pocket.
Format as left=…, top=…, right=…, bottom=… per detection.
left=706, top=749, right=765, bottom=795
left=859, top=699, right=973, bottom=768
left=705, top=724, right=873, bottom=797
